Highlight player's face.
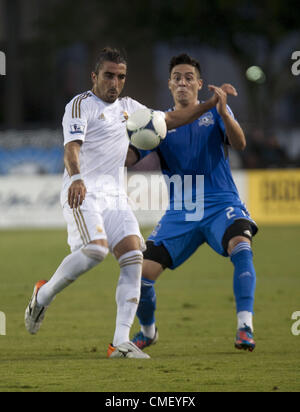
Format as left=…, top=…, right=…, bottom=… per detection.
left=91, top=61, right=127, bottom=103
left=168, top=64, right=203, bottom=106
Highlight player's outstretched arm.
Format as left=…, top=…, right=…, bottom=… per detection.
left=164, top=83, right=237, bottom=131
left=64, top=141, right=87, bottom=208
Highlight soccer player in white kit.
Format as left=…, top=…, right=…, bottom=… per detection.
left=25, top=47, right=221, bottom=358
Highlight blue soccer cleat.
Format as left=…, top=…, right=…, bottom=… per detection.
left=132, top=328, right=159, bottom=350
left=235, top=325, right=256, bottom=352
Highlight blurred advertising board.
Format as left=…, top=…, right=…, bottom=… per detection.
left=0, top=175, right=65, bottom=228
left=1, top=170, right=300, bottom=228
left=248, top=169, right=300, bottom=224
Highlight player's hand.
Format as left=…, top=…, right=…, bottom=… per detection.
left=206, top=83, right=237, bottom=107
left=68, top=180, right=87, bottom=209
left=208, top=85, right=230, bottom=118
left=220, top=83, right=238, bottom=96
left=206, top=87, right=219, bottom=106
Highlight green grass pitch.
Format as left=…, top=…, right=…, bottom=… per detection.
left=0, top=226, right=299, bottom=392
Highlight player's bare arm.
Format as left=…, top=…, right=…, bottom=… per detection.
left=64, top=141, right=87, bottom=208
left=208, top=85, right=246, bottom=151
left=125, top=146, right=139, bottom=167
left=164, top=91, right=218, bottom=130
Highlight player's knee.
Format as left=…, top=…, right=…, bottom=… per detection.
left=117, top=251, right=143, bottom=303
left=228, top=236, right=251, bottom=255
left=222, top=219, right=255, bottom=255
left=118, top=250, right=143, bottom=281
left=113, top=236, right=142, bottom=260
left=143, top=241, right=172, bottom=272
left=81, top=243, right=109, bottom=262
left=142, top=260, right=164, bottom=281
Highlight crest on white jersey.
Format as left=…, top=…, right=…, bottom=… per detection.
left=98, top=113, right=106, bottom=121
left=70, top=124, right=85, bottom=135
left=121, top=111, right=129, bottom=122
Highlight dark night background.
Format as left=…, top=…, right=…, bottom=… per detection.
left=0, top=0, right=300, bottom=171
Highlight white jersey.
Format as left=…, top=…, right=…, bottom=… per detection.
left=61, top=91, right=147, bottom=204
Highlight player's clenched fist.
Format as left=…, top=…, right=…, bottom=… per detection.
left=68, top=179, right=86, bottom=209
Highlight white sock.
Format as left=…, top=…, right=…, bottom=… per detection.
left=141, top=324, right=156, bottom=339
left=113, top=250, right=143, bottom=347
left=37, top=246, right=105, bottom=307
left=237, top=311, right=253, bottom=332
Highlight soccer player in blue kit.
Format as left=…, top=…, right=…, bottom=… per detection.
left=127, top=53, right=258, bottom=352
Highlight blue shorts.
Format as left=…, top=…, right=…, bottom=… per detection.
left=148, top=196, right=258, bottom=269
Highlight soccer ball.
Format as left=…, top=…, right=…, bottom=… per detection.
left=126, top=108, right=167, bottom=150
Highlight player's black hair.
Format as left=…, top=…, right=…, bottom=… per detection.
left=169, top=53, right=202, bottom=78
left=94, top=47, right=127, bottom=74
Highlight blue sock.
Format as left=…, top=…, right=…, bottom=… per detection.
left=137, top=277, right=156, bottom=326
left=230, top=242, right=256, bottom=314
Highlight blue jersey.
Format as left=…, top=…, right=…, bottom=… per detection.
left=135, top=105, right=258, bottom=267
left=138, top=106, right=240, bottom=211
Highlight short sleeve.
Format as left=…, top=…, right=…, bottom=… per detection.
left=124, top=97, right=147, bottom=114
left=62, top=98, right=88, bottom=146
left=124, top=97, right=166, bottom=120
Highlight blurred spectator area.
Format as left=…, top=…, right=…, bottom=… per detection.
left=0, top=127, right=299, bottom=176
left=0, top=130, right=64, bottom=175
left=0, top=0, right=300, bottom=173
left=241, top=128, right=300, bottom=169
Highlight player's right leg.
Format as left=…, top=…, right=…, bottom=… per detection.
left=25, top=240, right=108, bottom=334
left=25, top=196, right=109, bottom=334
left=132, top=257, right=163, bottom=349
left=133, top=214, right=205, bottom=350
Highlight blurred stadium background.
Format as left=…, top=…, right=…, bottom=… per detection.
left=1, top=0, right=300, bottom=228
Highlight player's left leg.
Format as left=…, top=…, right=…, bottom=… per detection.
left=104, top=201, right=150, bottom=359
left=223, top=220, right=257, bottom=351
left=228, top=236, right=256, bottom=330
left=207, top=207, right=258, bottom=351
left=112, top=235, right=143, bottom=347
left=107, top=235, right=150, bottom=359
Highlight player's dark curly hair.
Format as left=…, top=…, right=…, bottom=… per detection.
left=94, top=47, right=127, bottom=74
left=169, top=53, right=202, bottom=78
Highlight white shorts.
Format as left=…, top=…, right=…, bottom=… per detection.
left=63, top=192, right=145, bottom=253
